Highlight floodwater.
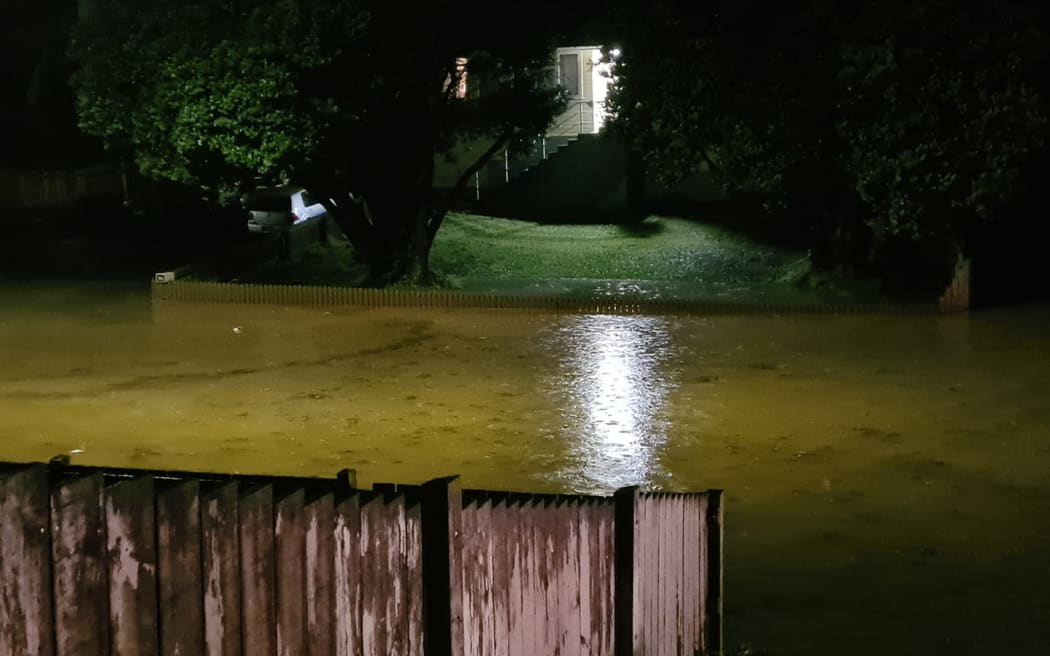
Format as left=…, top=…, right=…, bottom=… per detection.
left=2, top=281, right=1049, bottom=655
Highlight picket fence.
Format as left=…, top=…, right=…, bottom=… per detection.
left=0, top=461, right=723, bottom=656
left=151, top=278, right=939, bottom=316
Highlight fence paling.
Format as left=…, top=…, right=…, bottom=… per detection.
left=50, top=473, right=109, bottom=656
left=157, top=479, right=205, bottom=655
left=202, top=482, right=242, bottom=656
left=305, top=492, right=337, bottom=656
left=0, top=466, right=54, bottom=656
left=240, top=484, right=277, bottom=656
left=106, top=475, right=159, bottom=656
left=275, top=488, right=307, bottom=656
left=0, top=462, right=723, bottom=656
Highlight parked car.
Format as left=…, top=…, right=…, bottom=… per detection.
left=244, top=186, right=328, bottom=234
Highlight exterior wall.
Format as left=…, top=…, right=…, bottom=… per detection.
left=551, top=46, right=604, bottom=137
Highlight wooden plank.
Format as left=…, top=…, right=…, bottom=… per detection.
left=335, top=493, right=362, bottom=656
left=51, top=473, right=108, bottom=656
left=684, top=496, right=700, bottom=655
left=541, top=499, right=557, bottom=656
left=405, top=501, right=424, bottom=656
left=201, top=482, right=242, bottom=656
left=359, top=494, right=382, bottom=656
left=105, top=475, right=159, bottom=656
left=240, top=484, right=277, bottom=656
left=676, top=495, right=686, bottom=656
left=479, top=499, right=496, bottom=656
left=0, top=466, right=55, bottom=656
left=527, top=499, right=544, bottom=656
left=460, top=501, right=480, bottom=656
left=385, top=497, right=406, bottom=656
left=668, top=496, right=678, bottom=655
left=157, top=479, right=205, bottom=656
left=491, top=501, right=510, bottom=656
left=659, top=495, right=670, bottom=656
left=555, top=499, right=572, bottom=656
left=598, top=500, right=616, bottom=656
left=565, top=500, right=582, bottom=656
left=276, top=489, right=307, bottom=656
left=506, top=501, right=525, bottom=656
left=305, top=492, right=335, bottom=656
left=677, top=495, right=688, bottom=656
left=639, top=493, right=652, bottom=656
left=696, top=495, right=709, bottom=654
left=575, top=499, right=592, bottom=650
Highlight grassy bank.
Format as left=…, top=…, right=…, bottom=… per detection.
left=247, top=213, right=887, bottom=306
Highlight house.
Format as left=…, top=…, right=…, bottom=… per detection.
left=433, top=44, right=624, bottom=219
left=548, top=45, right=615, bottom=137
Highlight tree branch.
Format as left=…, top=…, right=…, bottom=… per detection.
left=700, top=148, right=720, bottom=173
left=428, top=130, right=514, bottom=240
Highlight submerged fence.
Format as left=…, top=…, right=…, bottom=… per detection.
left=0, top=461, right=723, bottom=656
left=152, top=278, right=941, bottom=315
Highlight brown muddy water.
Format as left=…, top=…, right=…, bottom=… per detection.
left=2, top=281, right=1049, bottom=655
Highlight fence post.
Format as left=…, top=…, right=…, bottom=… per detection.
left=704, top=491, right=724, bottom=656
left=50, top=473, right=109, bottom=655
left=201, top=482, right=242, bottom=656
left=613, top=486, right=639, bottom=656
left=105, top=476, right=159, bottom=656
left=419, top=476, right=464, bottom=656
left=239, top=484, right=277, bottom=656
left=157, top=479, right=205, bottom=655
left=0, top=465, right=55, bottom=656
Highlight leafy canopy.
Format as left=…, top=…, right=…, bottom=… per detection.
left=70, top=0, right=569, bottom=280
left=69, top=0, right=567, bottom=195
left=606, top=0, right=1048, bottom=266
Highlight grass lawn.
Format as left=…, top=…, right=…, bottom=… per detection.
left=247, top=213, right=887, bottom=305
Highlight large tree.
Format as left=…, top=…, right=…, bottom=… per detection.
left=606, top=0, right=1048, bottom=287
left=69, top=0, right=568, bottom=283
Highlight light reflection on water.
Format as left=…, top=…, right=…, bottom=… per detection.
left=3, top=283, right=1050, bottom=656
left=544, top=315, right=677, bottom=492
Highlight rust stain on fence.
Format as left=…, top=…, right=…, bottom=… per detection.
left=0, top=461, right=723, bottom=656
left=152, top=279, right=940, bottom=315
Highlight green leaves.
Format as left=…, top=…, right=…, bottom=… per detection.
left=607, top=0, right=1048, bottom=269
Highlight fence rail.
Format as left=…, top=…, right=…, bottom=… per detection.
left=0, top=461, right=723, bottom=656
left=151, top=278, right=942, bottom=316
left=0, top=165, right=123, bottom=207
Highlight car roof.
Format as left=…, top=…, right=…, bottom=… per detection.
left=247, top=185, right=306, bottom=197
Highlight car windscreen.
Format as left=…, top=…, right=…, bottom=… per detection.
left=245, top=194, right=291, bottom=212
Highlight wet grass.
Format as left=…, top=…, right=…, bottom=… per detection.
left=433, top=213, right=809, bottom=283
left=248, top=212, right=887, bottom=305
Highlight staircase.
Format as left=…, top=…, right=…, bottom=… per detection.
left=440, top=101, right=601, bottom=212
left=474, top=132, right=630, bottom=223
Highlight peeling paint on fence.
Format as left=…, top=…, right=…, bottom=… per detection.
left=0, top=461, right=723, bottom=656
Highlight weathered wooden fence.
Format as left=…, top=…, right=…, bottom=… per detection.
left=0, top=461, right=723, bottom=656
left=151, top=278, right=940, bottom=316
left=0, top=165, right=123, bottom=207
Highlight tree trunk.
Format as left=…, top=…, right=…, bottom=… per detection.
left=403, top=212, right=435, bottom=285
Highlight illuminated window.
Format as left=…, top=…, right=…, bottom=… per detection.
left=455, top=57, right=468, bottom=99
left=444, top=57, right=469, bottom=99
